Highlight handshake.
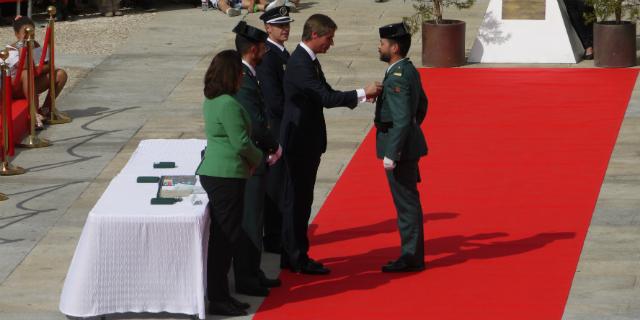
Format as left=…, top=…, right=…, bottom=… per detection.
left=364, top=82, right=383, bottom=103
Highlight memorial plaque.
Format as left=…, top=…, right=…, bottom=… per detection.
left=503, top=0, right=545, bottom=20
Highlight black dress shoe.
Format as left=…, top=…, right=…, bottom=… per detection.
left=298, top=260, right=331, bottom=275
left=307, top=258, right=324, bottom=267
left=259, top=274, right=282, bottom=288
left=227, top=296, right=250, bottom=310
left=584, top=53, right=594, bottom=60
left=236, top=284, right=270, bottom=297
left=209, top=300, right=247, bottom=316
left=280, top=256, right=292, bottom=270
left=381, top=259, right=425, bottom=273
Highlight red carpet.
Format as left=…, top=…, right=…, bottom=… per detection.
left=255, top=68, right=638, bottom=319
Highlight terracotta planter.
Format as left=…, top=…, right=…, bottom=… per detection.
left=422, top=20, right=466, bottom=67
left=594, top=21, right=637, bottom=68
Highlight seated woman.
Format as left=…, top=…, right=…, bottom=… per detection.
left=6, top=16, right=68, bottom=129
left=212, top=0, right=297, bottom=17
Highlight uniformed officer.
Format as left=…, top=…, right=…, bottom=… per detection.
left=375, top=22, right=428, bottom=272
left=256, top=5, right=294, bottom=254
left=231, top=21, right=283, bottom=296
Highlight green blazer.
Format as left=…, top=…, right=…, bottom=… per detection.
left=196, top=94, right=264, bottom=178
left=374, top=58, right=428, bottom=161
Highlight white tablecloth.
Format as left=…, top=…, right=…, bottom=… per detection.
left=60, top=139, right=210, bottom=320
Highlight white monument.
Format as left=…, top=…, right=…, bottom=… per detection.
left=468, top=0, right=585, bottom=63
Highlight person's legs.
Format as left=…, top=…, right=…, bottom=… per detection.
left=200, top=176, right=246, bottom=303
left=565, top=0, right=593, bottom=55
left=15, top=75, right=44, bottom=128
left=99, top=0, right=114, bottom=15
left=113, top=0, right=123, bottom=16
left=216, top=0, right=241, bottom=16
left=40, top=69, right=67, bottom=112
left=242, top=0, right=260, bottom=12
left=286, top=154, right=321, bottom=265
left=233, top=173, right=269, bottom=295
left=385, top=160, right=424, bottom=265
left=215, top=0, right=232, bottom=12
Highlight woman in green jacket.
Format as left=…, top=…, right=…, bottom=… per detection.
left=196, top=50, right=263, bottom=316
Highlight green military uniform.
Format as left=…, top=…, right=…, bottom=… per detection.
left=235, top=63, right=278, bottom=247
left=232, top=62, right=279, bottom=288
left=375, top=57, right=428, bottom=265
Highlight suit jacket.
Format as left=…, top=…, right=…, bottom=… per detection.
left=256, top=40, right=290, bottom=138
left=234, top=64, right=279, bottom=175
left=196, top=94, right=263, bottom=178
left=280, top=44, right=359, bottom=156
left=374, top=58, right=428, bottom=161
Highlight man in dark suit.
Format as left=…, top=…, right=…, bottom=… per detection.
left=232, top=21, right=283, bottom=296
left=376, top=22, right=428, bottom=272
left=279, top=13, right=382, bottom=275
left=256, top=6, right=294, bottom=255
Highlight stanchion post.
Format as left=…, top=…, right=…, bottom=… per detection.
left=45, top=6, right=71, bottom=125
left=0, top=49, right=25, bottom=176
left=0, top=192, right=7, bottom=201
left=17, top=27, right=50, bottom=149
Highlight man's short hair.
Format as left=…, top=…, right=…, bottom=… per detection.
left=13, top=16, right=35, bottom=33
left=390, top=35, right=411, bottom=57
left=302, top=14, right=337, bottom=41
left=235, top=34, right=259, bottom=56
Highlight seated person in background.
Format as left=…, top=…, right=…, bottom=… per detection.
left=212, top=0, right=296, bottom=17
left=5, top=16, right=68, bottom=129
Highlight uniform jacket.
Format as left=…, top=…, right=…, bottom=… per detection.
left=280, top=44, right=359, bottom=156
left=375, top=58, right=428, bottom=161
left=196, top=94, right=263, bottom=178
left=256, top=40, right=289, bottom=137
left=234, top=64, right=279, bottom=175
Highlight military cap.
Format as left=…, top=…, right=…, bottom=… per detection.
left=259, top=6, right=294, bottom=24
left=379, top=22, right=410, bottom=39
left=233, top=21, right=269, bottom=42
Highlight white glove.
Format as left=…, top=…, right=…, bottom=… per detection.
left=267, top=145, right=283, bottom=166
left=383, top=157, right=396, bottom=170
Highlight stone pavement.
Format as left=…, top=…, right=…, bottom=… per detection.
left=0, top=0, right=638, bottom=319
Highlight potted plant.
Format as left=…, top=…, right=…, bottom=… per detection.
left=403, top=0, right=475, bottom=67
left=586, top=0, right=640, bottom=67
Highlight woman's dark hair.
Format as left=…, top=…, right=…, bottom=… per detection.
left=13, top=16, right=35, bottom=33
left=203, top=50, right=243, bottom=99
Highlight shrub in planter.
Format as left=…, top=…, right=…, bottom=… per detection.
left=403, top=0, right=475, bottom=67
left=586, top=0, right=640, bottom=67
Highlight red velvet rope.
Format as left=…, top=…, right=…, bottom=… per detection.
left=4, top=73, right=14, bottom=156
left=36, top=26, right=51, bottom=76
left=12, top=46, right=26, bottom=88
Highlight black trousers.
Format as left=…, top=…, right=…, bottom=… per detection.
left=281, top=153, right=321, bottom=266
left=200, top=175, right=246, bottom=301
left=565, top=0, right=594, bottom=48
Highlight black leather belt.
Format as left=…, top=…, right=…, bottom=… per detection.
left=375, top=121, right=393, bottom=133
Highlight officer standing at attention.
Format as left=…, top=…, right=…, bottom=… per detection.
left=256, top=6, right=294, bottom=254
left=232, top=21, right=283, bottom=296
left=375, top=22, right=428, bottom=273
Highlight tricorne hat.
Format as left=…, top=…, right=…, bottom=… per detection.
left=379, top=22, right=410, bottom=39
left=233, top=21, right=269, bottom=42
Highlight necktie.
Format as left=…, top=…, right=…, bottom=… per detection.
left=313, top=59, right=322, bottom=78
